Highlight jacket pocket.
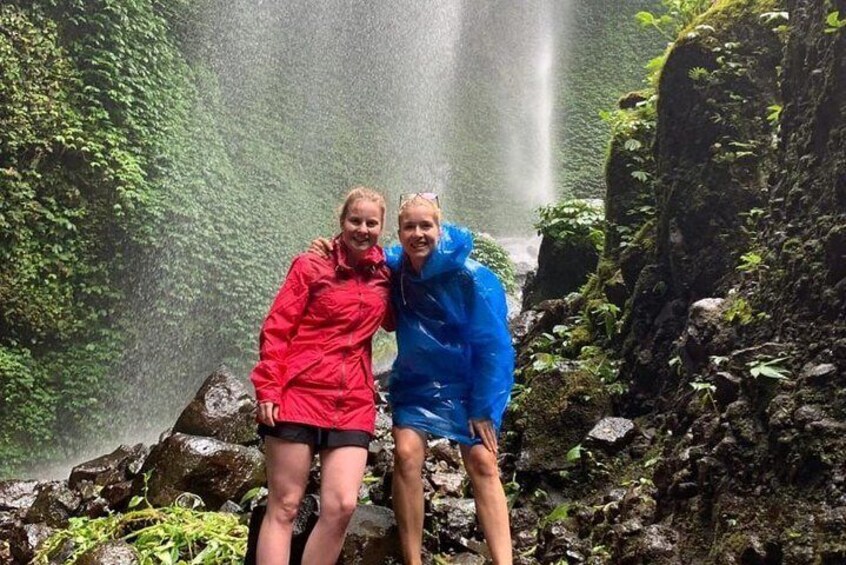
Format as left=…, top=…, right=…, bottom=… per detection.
left=284, top=351, right=324, bottom=388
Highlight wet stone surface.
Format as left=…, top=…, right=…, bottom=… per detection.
left=586, top=417, right=636, bottom=450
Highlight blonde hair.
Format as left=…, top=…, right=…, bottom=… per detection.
left=339, top=186, right=386, bottom=226
left=397, top=194, right=441, bottom=226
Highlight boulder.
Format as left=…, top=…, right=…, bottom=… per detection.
left=429, top=470, right=464, bottom=497
left=518, top=366, right=609, bottom=471
left=135, top=432, right=264, bottom=509
left=654, top=0, right=781, bottom=299
left=68, top=444, right=148, bottom=489
left=431, top=498, right=478, bottom=545
left=0, top=480, right=40, bottom=512
left=7, top=522, right=55, bottom=564
left=621, top=524, right=679, bottom=563
left=173, top=366, right=257, bottom=445
left=540, top=522, right=589, bottom=564
left=586, top=417, right=637, bottom=451
left=100, top=480, right=135, bottom=510
left=678, top=298, right=729, bottom=364
left=339, top=504, right=401, bottom=564
left=24, top=482, right=80, bottom=528
left=522, top=235, right=599, bottom=310
left=509, top=309, right=542, bottom=345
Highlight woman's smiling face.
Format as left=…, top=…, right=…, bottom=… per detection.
left=340, top=199, right=383, bottom=258
left=398, top=203, right=440, bottom=271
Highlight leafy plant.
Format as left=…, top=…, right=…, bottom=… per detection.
left=690, top=381, right=718, bottom=413
left=825, top=11, right=846, bottom=33
left=534, top=199, right=605, bottom=252
left=566, top=444, right=585, bottom=463
left=737, top=251, right=766, bottom=274
left=589, top=302, right=621, bottom=340
left=724, top=297, right=755, bottom=325
left=635, top=0, right=713, bottom=41
left=470, top=232, right=518, bottom=293
left=747, top=357, right=790, bottom=380
left=542, top=503, right=572, bottom=527
left=33, top=504, right=248, bottom=564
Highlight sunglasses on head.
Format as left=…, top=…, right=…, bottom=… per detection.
left=399, top=192, right=440, bottom=208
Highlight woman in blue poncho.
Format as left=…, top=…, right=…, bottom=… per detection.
left=386, top=193, right=514, bottom=565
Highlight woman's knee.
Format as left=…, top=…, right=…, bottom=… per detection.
left=464, top=447, right=500, bottom=481
left=266, top=492, right=304, bottom=525
left=393, top=441, right=424, bottom=476
left=320, top=495, right=359, bottom=525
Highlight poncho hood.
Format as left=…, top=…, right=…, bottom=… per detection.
left=385, top=223, right=473, bottom=279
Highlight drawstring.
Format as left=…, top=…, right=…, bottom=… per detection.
left=401, top=271, right=407, bottom=306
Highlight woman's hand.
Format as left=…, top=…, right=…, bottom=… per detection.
left=258, top=402, right=278, bottom=426
left=307, top=238, right=333, bottom=258
left=469, top=418, right=498, bottom=455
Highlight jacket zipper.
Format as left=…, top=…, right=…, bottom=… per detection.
left=335, top=274, right=363, bottom=427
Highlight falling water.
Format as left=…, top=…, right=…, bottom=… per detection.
left=188, top=0, right=566, bottom=233
left=24, top=1, right=662, bottom=477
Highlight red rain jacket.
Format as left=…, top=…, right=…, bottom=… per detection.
left=250, top=240, right=391, bottom=433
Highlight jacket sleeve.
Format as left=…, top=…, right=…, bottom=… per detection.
left=465, top=268, right=515, bottom=428
left=249, top=255, right=314, bottom=405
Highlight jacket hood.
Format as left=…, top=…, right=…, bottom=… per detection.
left=385, top=223, right=473, bottom=280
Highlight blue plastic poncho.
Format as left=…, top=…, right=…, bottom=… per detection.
left=385, top=223, right=514, bottom=445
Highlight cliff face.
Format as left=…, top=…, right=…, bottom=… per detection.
left=511, top=1, right=846, bottom=562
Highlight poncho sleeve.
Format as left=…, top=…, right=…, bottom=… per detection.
left=249, top=255, right=313, bottom=405
left=465, top=266, right=515, bottom=428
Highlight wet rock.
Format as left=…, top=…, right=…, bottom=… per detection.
left=522, top=228, right=600, bottom=310
left=69, top=444, right=148, bottom=489
left=431, top=498, right=477, bottom=543
left=429, top=439, right=462, bottom=469
left=819, top=506, right=846, bottom=533
left=540, top=522, right=588, bottom=564
left=339, top=504, right=401, bottom=564
left=714, top=371, right=742, bottom=408
left=603, top=269, right=629, bottom=308
left=24, top=482, right=80, bottom=528
left=136, top=432, right=264, bottom=509
left=76, top=541, right=140, bottom=565
left=173, top=366, right=257, bottom=445
left=510, top=507, right=539, bottom=552
left=622, top=524, right=679, bottom=562
left=0, top=480, right=40, bottom=512
left=510, top=309, right=542, bottom=344
left=100, top=480, right=134, bottom=510
left=429, top=470, right=464, bottom=497
left=8, top=522, right=55, bottom=564
left=519, top=367, right=609, bottom=471
left=586, top=417, right=636, bottom=451
left=799, top=363, right=837, bottom=385
left=219, top=500, right=242, bottom=513
left=456, top=536, right=491, bottom=562
left=679, top=298, right=728, bottom=364
left=445, top=553, right=486, bottom=565
left=79, top=496, right=110, bottom=519
left=793, top=404, right=825, bottom=430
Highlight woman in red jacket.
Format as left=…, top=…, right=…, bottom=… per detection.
left=250, top=187, right=391, bottom=565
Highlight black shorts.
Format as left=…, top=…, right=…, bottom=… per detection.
left=258, top=422, right=371, bottom=449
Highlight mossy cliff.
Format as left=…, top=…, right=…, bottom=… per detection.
left=509, top=0, right=846, bottom=562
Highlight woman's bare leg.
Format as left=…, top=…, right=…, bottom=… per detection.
left=301, top=445, right=368, bottom=565
left=460, top=443, right=512, bottom=565
left=392, top=426, right=427, bottom=565
left=258, top=437, right=314, bottom=565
